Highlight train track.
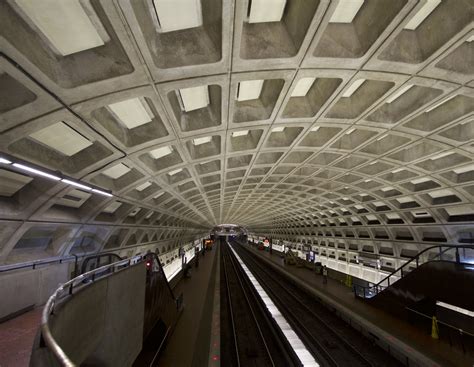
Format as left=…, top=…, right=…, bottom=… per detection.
left=231, top=241, right=403, bottom=367
left=220, top=241, right=300, bottom=367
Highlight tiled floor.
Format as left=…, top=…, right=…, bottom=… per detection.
left=247, top=245, right=474, bottom=367
left=0, top=308, right=42, bottom=367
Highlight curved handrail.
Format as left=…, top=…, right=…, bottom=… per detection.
left=354, top=245, right=474, bottom=298
left=41, top=256, right=142, bottom=366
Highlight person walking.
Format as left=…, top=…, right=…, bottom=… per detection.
left=322, top=265, right=328, bottom=284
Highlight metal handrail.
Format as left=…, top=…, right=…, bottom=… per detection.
left=41, top=256, right=141, bottom=366
left=354, top=245, right=474, bottom=298
left=0, top=255, right=77, bottom=273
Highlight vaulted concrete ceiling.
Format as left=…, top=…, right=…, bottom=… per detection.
left=0, top=0, right=473, bottom=264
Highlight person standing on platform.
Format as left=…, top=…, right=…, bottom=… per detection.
left=322, top=265, right=328, bottom=284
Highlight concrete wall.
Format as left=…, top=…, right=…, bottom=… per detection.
left=0, top=263, right=71, bottom=320
left=47, top=264, right=146, bottom=366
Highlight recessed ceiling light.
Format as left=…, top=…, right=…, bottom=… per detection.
left=149, top=146, right=173, bottom=159
left=178, top=86, right=209, bottom=112
left=342, top=79, right=365, bottom=98
left=30, top=122, right=92, bottom=157
left=108, top=98, right=152, bottom=129
left=272, top=127, right=285, bottom=132
left=404, top=0, right=441, bottom=30
left=136, top=181, right=152, bottom=192
left=193, top=136, right=212, bottom=145
left=153, top=0, right=203, bottom=32
left=329, top=0, right=364, bottom=23
left=248, top=0, right=286, bottom=23
left=237, top=80, right=264, bottom=101
left=291, top=77, right=316, bottom=97
left=386, top=84, right=414, bottom=104
left=102, top=163, right=131, bottom=179
left=310, top=126, right=320, bottom=132
left=232, top=130, right=249, bottom=137
left=15, top=0, right=106, bottom=56
left=168, top=168, right=183, bottom=176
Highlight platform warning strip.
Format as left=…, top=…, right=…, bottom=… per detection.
left=229, top=245, right=319, bottom=367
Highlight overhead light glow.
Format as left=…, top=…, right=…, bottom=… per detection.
left=15, top=0, right=106, bottom=56
left=153, top=0, right=203, bottom=33
left=404, top=0, right=441, bottom=30
left=13, top=163, right=61, bottom=181
left=329, top=0, right=364, bottom=23
left=291, top=77, right=316, bottom=97
left=193, top=136, right=212, bottom=145
left=92, top=188, right=113, bottom=197
left=237, top=80, right=264, bottom=101
left=149, top=146, right=173, bottom=159
left=386, top=84, right=414, bottom=103
left=0, top=157, right=12, bottom=164
left=178, top=86, right=209, bottom=112
left=248, top=0, right=286, bottom=23
left=108, top=98, right=152, bottom=129
left=232, top=130, right=249, bottom=137
left=342, top=79, right=365, bottom=98
left=272, top=126, right=285, bottom=132
left=61, top=179, right=92, bottom=191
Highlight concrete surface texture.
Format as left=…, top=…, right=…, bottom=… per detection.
left=0, top=0, right=472, bottom=271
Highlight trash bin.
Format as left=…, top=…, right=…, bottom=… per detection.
left=314, top=262, right=322, bottom=274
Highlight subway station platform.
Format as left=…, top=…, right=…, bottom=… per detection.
left=157, top=245, right=220, bottom=367
left=245, top=244, right=473, bottom=367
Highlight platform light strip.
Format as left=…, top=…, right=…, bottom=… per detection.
left=229, top=244, right=319, bottom=366
left=436, top=301, right=474, bottom=317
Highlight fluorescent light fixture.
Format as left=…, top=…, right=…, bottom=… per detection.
left=291, top=77, right=316, bottom=97
left=386, top=84, right=414, bottom=103
left=0, top=157, right=12, bottom=164
left=330, top=0, right=364, bottom=23
left=15, top=0, right=106, bottom=56
left=342, top=79, right=365, bottom=97
left=430, top=151, right=454, bottom=160
left=232, top=130, right=249, bottom=137
left=178, top=86, right=209, bottom=112
left=376, top=134, right=388, bottom=141
left=425, top=94, right=457, bottom=113
left=30, top=122, right=92, bottom=156
left=108, top=98, right=152, bottom=129
left=237, top=80, right=264, bottom=101
left=248, top=0, right=286, bottom=23
left=168, top=168, right=183, bottom=176
left=149, top=146, right=173, bottom=159
left=62, top=179, right=92, bottom=191
left=345, top=127, right=356, bottom=135
left=272, top=126, right=285, bottom=132
left=193, top=136, right=212, bottom=145
left=404, top=0, right=441, bottom=30
left=311, top=126, right=320, bottom=132
left=153, top=0, right=203, bottom=33
left=453, top=164, right=474, bottom=174
left=136, top=181, right=152, bottom=192
left=102, top=163, right=131, bottom=179
left=436, top=301, right=474, bottom=317
left=13, top=163, right=61, bottom=181
left=92, top=188, right=113, bottom=197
